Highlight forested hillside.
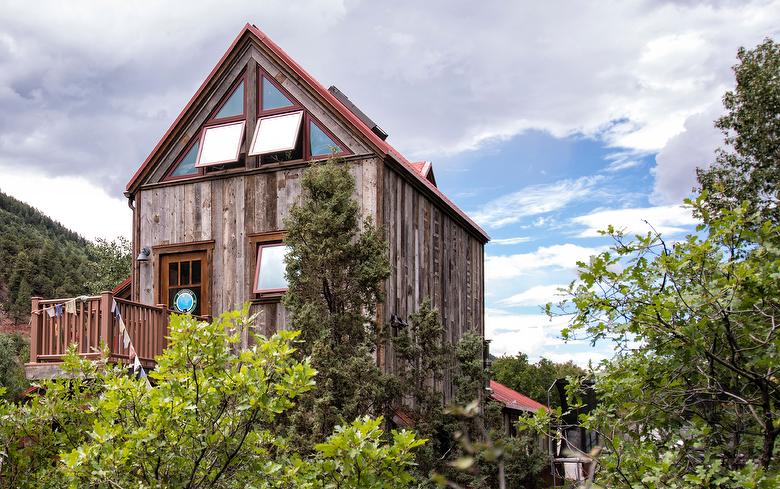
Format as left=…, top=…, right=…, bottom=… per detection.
left=0, top=190, right=130, bottom=327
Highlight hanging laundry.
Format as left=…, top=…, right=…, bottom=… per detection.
left=64, top=299, right=76, bottom=315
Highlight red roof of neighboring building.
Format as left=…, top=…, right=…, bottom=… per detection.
left=489, top=380, right=549, bottom=413
left=125, top=24, right=488, bottom=243
left=112, top=276, right=132, bottom=297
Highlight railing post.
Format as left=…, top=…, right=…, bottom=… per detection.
left=157, top=304, right=168, bottom=353
left=30, top=297, right=42, bottom=363
left=99, top=291, right=114, bottom=357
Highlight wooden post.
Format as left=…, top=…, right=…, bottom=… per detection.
left=157, top=304, right=168, bottom=353
left=99, top=291, right=114, bottom=358
left=30, top=297, right=42, bottom=364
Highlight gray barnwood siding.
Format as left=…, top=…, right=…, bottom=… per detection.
left=380, top=165, right=485, bottom=401
left=137, top=158, right=380, bottom=344
left=131, top=33, right=484, bottom=392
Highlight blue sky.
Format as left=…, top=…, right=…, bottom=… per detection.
left=1, top=1, right=778, bottom=365
left=434, top=131, right=694, bottom=364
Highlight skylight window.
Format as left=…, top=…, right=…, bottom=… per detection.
left=170, top=141, right=200, bottom=177
left=214, top=81, right=244, bottom=119
left=261, top=76, right=295, bottom=111
left=309, top=120, right=343, bottom=157
left=196, top=121, right=245, bottom=167
left=254, top=244, right=289, bottom=293
left=249, top=111, right=303, bottom=156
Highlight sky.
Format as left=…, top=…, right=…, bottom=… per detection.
left=1, top=0, right=778, bottom=366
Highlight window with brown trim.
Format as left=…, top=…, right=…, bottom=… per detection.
left=164, top=139, right=203, bottom=181
left=250, top=231, right=288, bottom=300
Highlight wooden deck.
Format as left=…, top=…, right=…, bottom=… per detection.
left=26, top=292, right=169, bottom=379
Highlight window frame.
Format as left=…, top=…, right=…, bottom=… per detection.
left=195, top=120, right=246, bottom=168
left=249, top=231, right=288, bottom=300
left=257, top=67, right=302, bottom=117
left=249, top=110, right=304, bottom=157
left=208, top=72, right=248, bottom=124
left=162, top=137, right=204, bottom=182
left=305, top=112, right=351, bottom=159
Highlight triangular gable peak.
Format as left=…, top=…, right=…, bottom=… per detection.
left=132, top=26, right=372, bottom=189
left=126, top=24, right=489, bottom=243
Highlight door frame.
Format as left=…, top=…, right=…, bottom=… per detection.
left=154, top=240, right=214, bottom=317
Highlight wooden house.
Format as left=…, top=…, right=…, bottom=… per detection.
left=26, top=24, right=489, bottom=395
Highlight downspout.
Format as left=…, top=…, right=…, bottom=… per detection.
left=125, top=191, right=136, bottom=301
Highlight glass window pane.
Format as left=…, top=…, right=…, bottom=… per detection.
left=196, top=121, right=245, bottom=167
left=180, top=261, right=190, bottom=285
left=168, top=262, right=178, bottom=286
left=215, top=81, right=244, bottom=119
left=249, top=112, right=303, bottom=156
left=262, top=76, right=294, bottom=111
left=192, top=260, right=201, bottom=284
left=171, top=142, right=199, bottom=177
left=309, top=120, right=341, bottom=156
left=256, top=245, right=288, bottom=292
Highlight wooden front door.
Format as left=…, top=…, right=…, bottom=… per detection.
left=160, top=251, right=210, bottom=316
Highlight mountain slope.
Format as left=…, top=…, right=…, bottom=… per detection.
left=0, top=190, right=94, bottom=328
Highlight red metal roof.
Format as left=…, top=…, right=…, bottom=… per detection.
left=489, top=380, right=549, bottom=413
left=125, top=24, right=488, bottom=243
left=410, top=161, right=432, bottom=177
left=112, top=275, right=132, bottom=296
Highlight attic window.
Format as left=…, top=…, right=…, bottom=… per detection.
left=249, top=111, right=303, bottom=156
left=261, top=75, right=295, bottom=111
left=169, top=141, right=200, bottom=177
left=253, top=243, right=289, bottom=294
left=196, top=120, right=245, bottom=167
left=214, top=81, right=244, bottom=120
left=309, top=118, right=347, bottom=157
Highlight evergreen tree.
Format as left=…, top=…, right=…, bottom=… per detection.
left=282, top=159, right=392, bottom=447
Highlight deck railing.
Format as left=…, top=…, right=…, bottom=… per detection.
left=29, top=292, right=168, bottom=370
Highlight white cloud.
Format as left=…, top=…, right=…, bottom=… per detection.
left=490, top=236, right=532, bottom=245
left=544, top=351, right=610, bottom=369
left=486, top=310, right=570, bottom=357
left=472, top=176, right=603, bottom=228
left=604, top=151, right=644, bottom=172
left=500, top=284, right=569, bottom=307
left=652, top=103, right=724, bottom=204
left=0, top=0, right=777, bottom=198
left=571, top=205, right=699, bottom=238
left=0, top=164, right=130, bottom=240
left=485, top=244, right=604, bottom=280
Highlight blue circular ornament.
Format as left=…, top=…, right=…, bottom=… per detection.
left=173, top=289, right=197, bottom=313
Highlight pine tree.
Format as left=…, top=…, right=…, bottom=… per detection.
left=282, top=159, right=392, bottom=447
